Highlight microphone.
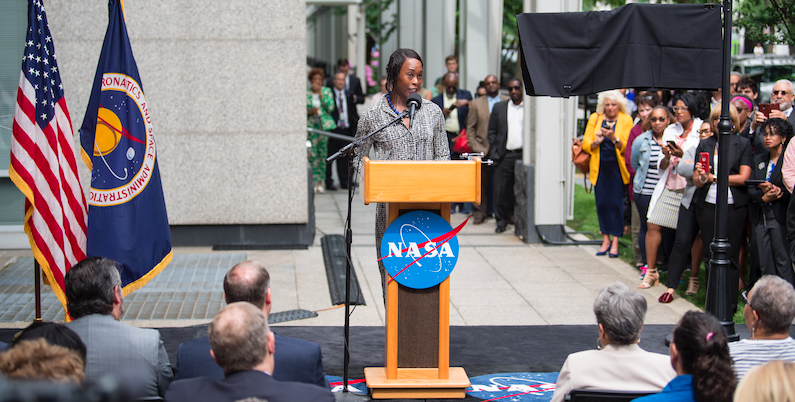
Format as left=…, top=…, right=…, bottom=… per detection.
left=407, top=93, right=422, bottom=130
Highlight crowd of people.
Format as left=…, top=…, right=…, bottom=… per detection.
left=586, top=77, right=795, bottom=308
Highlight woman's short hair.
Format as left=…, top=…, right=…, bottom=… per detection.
left=307, top=67, right=325, bottom=82
left=762, top=118, right=794, bottom=142
left=593, top=282, right=647, bottom=345
left=673, top=92, right=709, bottom=121
left=595, top=90, right=629, bottom=115
left=709, top=103, right=740, bottom=134
left=673, top=311, right=736, bottom=402
left=735, top=360, right=795, bottom=402
left=0, top=338, right=85, bottom=383
left=748, top=275, right=795, bottom=333
left=385, top=49, right=423, bottom=93
left=14, top=322, right=86, bottom=364
left=635, top=91, right=661, bottom=109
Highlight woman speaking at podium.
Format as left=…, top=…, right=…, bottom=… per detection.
left=354, top=48, right=450, bottom=299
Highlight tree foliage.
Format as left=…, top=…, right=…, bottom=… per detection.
left=735, top=0, right=795, bottom=47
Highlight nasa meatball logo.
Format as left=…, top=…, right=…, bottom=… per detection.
left=380, top=211, right=460, bottom=289
left=88, top=73, right=155, bottom=207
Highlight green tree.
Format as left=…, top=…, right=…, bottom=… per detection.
left=735, top=0, right=795, bottom=47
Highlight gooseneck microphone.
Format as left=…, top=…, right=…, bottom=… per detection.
left=406, top=93, right=422, bottom=130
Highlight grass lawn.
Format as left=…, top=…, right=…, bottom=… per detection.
left=566, top=183, right=746, bottom=324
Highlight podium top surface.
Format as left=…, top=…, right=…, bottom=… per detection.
left=362, top=157, right=481, bottom=205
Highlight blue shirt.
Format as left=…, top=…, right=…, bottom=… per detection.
left=633, top=375, right=695, bottom=402
left=488, top=95, right=500, bottom=113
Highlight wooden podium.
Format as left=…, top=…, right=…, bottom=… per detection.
left=361, top=157, right=479, bottom=399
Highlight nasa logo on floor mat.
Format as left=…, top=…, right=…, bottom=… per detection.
left=326, top=376, right=369, bottom=395
left=467, top=372, right=558, bottom=401
left=380, top=211, right=459, bottom=289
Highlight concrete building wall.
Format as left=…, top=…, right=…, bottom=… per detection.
left=48, top=1, right=308, bottom=228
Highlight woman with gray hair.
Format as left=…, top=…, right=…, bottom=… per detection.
left=583, top=90, right=633, bottom=257
left=730, top=275, right=795, bottom=380
left=550, top=282, right=675, bottom=402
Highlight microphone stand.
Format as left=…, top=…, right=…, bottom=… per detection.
left=326, top=110, right=408, bottom=393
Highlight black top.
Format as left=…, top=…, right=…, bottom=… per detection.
left=692, top=135, right=753, bottom=208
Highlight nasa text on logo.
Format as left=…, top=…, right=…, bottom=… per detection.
left=380, top=211, right=459, bottom=289
left=89, top=73, right=155, bottom=207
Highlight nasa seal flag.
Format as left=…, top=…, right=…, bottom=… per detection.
left=380, top=211, right=460, bottom=289
left=79, top=0, right=172, bottom=295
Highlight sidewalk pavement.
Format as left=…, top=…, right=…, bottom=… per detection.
left=0, top=190, right=699, bottom=328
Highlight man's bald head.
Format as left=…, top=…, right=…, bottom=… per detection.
left=223, top=261, right=270, bottom=309
left=208, top=302, right=271, bottom=373
left=443, top=72, right=458, bottom=97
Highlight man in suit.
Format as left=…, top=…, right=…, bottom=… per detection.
left=174, top=260, right=329, bottom=388
left=467, top=74, right=508, bottom=224
left=488, top=78, right=525, bottom=233
left=325, top=71, right=360, bottom=190
left=64, top=257, right=173, bottom=398
left=325, top=58, right=365, bottom=106
left=165, top=302, right=334, bottom=402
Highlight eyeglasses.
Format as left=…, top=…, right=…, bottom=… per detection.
left=773, top=90, right=791, bottom=96
left=741, top=290, right=752, bottom=308
left=698, top=128, right=713, bottom=135
left=763, top=131, right=781, bottom=137
left=508, top=86, right=522, bottom=91
left=672, top=106, right=689, bottom=113
left=648, top=117, right=667, bottom=122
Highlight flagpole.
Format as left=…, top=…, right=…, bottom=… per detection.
left=34, top=261, right=42, bottom=322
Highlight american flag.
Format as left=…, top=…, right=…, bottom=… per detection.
left=9, top=0, right=88, bottom=309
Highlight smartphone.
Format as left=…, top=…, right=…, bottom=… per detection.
left=759, top=103, right=780, bottom=118
left=744, top=179, right=766, bottom=186
left=667, top=140, right=678, bottom=149
left=699, top=152, right=711, bottom=173
left=448, top=104, right=457, bottom=112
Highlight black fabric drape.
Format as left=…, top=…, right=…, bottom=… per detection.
left=517, top=3, right=723, bottom=97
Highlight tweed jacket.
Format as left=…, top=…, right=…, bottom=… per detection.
left=466, top=94, right=508, bottom=155
left=353, top=95, right=449, bottom=276
left=66, top=313, right=173, bottom=397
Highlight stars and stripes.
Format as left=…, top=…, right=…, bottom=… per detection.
left=9, top=0, right=88, bottom=310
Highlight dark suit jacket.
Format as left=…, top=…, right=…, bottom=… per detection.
left=432, top=89, right=473, bottom=133
left=165, top=369, right=334, bottom=402
left=325, top=75, right=365, bottom=105
left=692, top=135, right=753, bottom=208
left=330, top=88, right=359, bottom=134
left=173, top=333, right=329, bottom=389
left=749, top=151, right=789, bottom=230
left=487, top=100, right=512, bottom=162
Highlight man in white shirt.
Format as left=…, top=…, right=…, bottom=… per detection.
left=487, top=78, right=524, bottom=233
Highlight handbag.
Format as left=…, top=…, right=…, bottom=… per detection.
left=571, top=137, right=592, bottom=193
left=452, top=129, right=471, bottom=154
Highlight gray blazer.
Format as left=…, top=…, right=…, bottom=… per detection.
left=66, top=314, right=173, bottom=397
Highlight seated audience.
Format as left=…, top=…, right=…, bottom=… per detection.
left=0, top=338, right=84, bottom=383
left=12, top=321, right=87, bottom=363
left=634, top=311, right=736, bottom=402
left=734, top=360, right=795, bottom=402
left=174, top=260, right=328, bottom=388
left=550, top=282, right=675, bottom=402
left=165, top=302, right=334, bottom=402
left=64, top=256, right=173, bottom=398
left=730, top=275, right=795, bottom=379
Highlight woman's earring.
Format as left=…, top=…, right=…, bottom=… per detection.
left=597, top=338, right=603, bottom=350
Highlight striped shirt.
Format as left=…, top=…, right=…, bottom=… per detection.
left=729, top=337, right=795, bottom=380
left=640, top=142, right=663, bottom=195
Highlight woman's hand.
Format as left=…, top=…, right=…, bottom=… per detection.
left=695, top=164, right=711, bottom=187
left=601, top=127, right=616, bottom=142
left=307, top=107, right=319, bottom=116
left=591, top=131, right=605, bottom=150
left=761, top=184, right=783, bottom=203
left=668, top=142, right=684, bottom=158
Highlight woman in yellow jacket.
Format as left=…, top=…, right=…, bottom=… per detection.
left=583, top=90, right=633, bottom=257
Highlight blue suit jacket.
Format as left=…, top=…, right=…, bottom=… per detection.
left=165, top=369, right=334, bottom=402
left=174, top=333, right=329, bottom=389
left=432, top=89, right=473, bottom=133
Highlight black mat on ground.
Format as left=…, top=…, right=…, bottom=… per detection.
left=3, top=324, right=779, bottom=376
left=322, top=234, right=366, bottom=306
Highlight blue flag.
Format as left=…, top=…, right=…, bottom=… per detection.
left=79, top=0, right=172, bottom=293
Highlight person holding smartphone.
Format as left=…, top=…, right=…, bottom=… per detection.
left=583, top=90, right=633, bottom=257
left=693, top=103, right=752, bottom=313
left=748, top=119, right=794, bottom=286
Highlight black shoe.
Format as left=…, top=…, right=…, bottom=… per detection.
left=326, top=183, right=337, bottom=191
left=341, top=183, right=349, bottom=189
left=495, top=225, right=507, bottom=233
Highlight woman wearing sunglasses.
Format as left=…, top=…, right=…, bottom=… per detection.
left=693, top=103, right=752, bottom=313
left=748, top=119, right=793, bottom=285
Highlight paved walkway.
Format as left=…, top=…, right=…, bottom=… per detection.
left=0, top=190, right=699, bottom=328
